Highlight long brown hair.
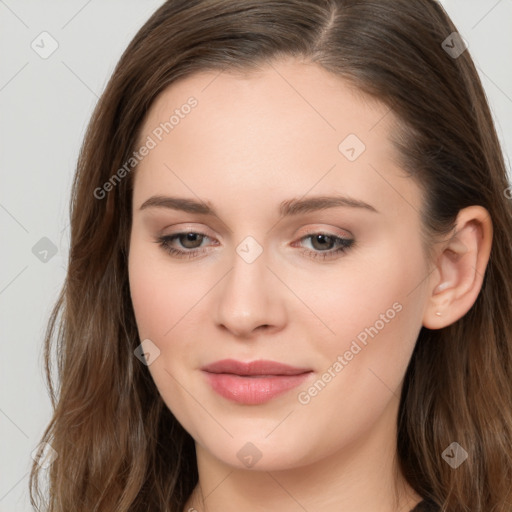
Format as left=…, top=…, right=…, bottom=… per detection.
left=30, top=1, right=512, bottom=510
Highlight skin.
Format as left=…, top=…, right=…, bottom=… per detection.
left=128, top=57, right=492, bottom=512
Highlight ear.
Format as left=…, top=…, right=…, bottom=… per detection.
left=422, top=205, right=493, bottom=329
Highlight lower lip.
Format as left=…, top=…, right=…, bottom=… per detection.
left=203, top=371, right=312, bottom=405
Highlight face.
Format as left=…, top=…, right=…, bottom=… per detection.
left=128, top=57, right=431, bottom=471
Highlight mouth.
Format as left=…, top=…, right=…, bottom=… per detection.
left=201, top=359, right=313, bottom=405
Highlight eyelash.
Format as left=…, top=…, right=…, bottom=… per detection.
left=154, top=231, right=354, bottom=261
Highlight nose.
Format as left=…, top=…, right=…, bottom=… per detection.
left=213, top=244, right=286, bottom=339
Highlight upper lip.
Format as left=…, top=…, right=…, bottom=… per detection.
left=201, top=359, right=312, bottom=376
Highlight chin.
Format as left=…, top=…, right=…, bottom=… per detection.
left=194, top=429, right=326, bottom=472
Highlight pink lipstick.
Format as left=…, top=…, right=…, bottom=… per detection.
left=201, top=359, right=313, bottom=405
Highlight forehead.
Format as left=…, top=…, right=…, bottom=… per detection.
left=132, top=57, right=420, bottom=219
left=139, top=57, right=392, bottom=147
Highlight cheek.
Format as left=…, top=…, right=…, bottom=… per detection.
left=128, top=240, right=199, bottom=340
left=128, top=243, right=204, bottom=432
left=299, top=241, right=426, bottom=351
left=129, top=259, right=168, bottom=339
left=292, top=256, right=426, bottom=455
left=301, top=241, right=427, bottom=410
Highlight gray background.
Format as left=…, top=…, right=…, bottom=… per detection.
left=1, top=1, right=511, bottom=510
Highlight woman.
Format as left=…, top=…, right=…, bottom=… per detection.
left=30, top=1, right=512, bottom=511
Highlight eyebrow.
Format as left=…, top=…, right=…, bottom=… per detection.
left=139, top=194, right=378, bottom=216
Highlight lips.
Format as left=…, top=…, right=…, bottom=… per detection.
left=201, top=359, right=311, bottom=376
left=201, top=359, right=313, bottom=405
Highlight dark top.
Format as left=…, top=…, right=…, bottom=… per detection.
left=411, top=500, right=439, bottom=512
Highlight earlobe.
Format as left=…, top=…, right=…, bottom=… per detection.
left=422, top=206, right=493, bottom=330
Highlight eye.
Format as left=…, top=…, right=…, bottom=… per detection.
left=293, top=232, right=354, bottom=261
left=155, top=232, right=213, bottom=259
left=154, top=230, right=354, bottom=261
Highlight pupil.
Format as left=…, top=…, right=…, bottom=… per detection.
left=182, top=233, right=201, bottom=248
left=314, top=234, right=332, bottom=250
